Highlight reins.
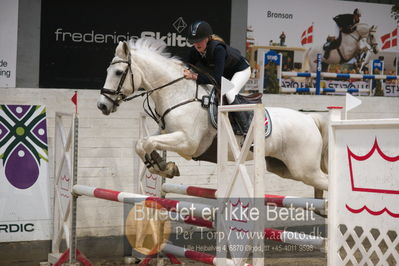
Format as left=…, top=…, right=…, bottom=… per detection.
left=136, top=76, right=189, bottom=129
left=101, top=44, right=220, bottom=130
left=153, top=64, right=219, bottom=129
left=123, top=76, right=185, bottom=102
left=124, top=63, right=219, bottom=130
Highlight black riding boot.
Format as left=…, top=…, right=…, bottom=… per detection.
left=323, top=42, right=333, bottom=60
left=323, top=35, right=341, bottom=60
left=229, top=95, right=254, bottom=136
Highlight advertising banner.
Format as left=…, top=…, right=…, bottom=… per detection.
left=0, top=0, right=18, bottom=88
left=384, top=83, right=399, bottom=96
left=247, top=0, right=398, bottom=95
left=0, top=105, right=51, bottom=242
left=248, top=0, right=395, bottom=50
left=40, top=0, right=231, bottom=89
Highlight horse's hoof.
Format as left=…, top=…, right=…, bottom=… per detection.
left=167, top=162, right=180, bottom=176
left=314, top=189, right=324, bottom=199
left=171, top=163, right=180, bottom=176
left=162, top=162, right=180, bottom=178
left=314, top=210, right=328, bottom=218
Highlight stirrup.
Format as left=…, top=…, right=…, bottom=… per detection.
left=239, top=93, right=263, bottom=103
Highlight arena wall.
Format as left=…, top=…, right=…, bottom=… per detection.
left=1, top=88, right=398, bottom=238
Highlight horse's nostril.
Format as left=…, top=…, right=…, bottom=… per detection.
left=98, top=103, right=106, bottom=111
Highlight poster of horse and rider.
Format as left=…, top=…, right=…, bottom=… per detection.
left=246, top=0, right=398, bottom=96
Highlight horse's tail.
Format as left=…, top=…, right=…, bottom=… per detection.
left=309, top=113, right=329, bottom=174
left=302, top=48, right=315, bottom=87
left=302, top=48, right=310, bottom=72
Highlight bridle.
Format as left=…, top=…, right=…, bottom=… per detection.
left=100, top=51, right=135, bottom=107
left=349, top=25, right=377, bottom=47
left=367, top=28, right=378, bottom=52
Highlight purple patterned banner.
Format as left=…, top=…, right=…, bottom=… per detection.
left=0, top=105, right=51, bottom=242
left=0, top=105, right=48, bottom=189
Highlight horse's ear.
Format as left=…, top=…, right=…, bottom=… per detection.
left=115, top=41, right=129, bottom=59
left=369, top=25, right=377, bottom=33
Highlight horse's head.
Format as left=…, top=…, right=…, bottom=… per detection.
left=354, top=23, right=379, bottom=55
left=97, top=41, right=139, bottom=115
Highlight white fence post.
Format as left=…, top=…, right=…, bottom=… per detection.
left=48, top=112, right=77, bottom=264
left=216, top=104, right=265, bottom=266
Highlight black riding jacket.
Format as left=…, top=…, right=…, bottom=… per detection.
left=186, top=40, right=249, bottom=86
left=333, top=14, right=357, bottom=33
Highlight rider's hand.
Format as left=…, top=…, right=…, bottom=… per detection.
left=183, top=69, right=198, bottom=80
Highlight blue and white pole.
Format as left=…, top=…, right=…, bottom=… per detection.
left=315, top=53, right=322, bottom=95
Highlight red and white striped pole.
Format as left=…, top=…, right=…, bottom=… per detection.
left=161, top=243, right=252, bottom=266
left=73, top=185, right=325, bottom=249
left=161, top=183, right=326, bottom=211
left=162, top=183, right=217, bottom=199
left=72, top=185, right=214, bottom=219
left=265, top=194, right=326, bottom=211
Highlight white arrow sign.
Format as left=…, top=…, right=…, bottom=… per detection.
left=221, top=77, right=235, bottom=105
left=345, top=93, right=362, bottom=119
left=346, top=93, right=362, bottom=112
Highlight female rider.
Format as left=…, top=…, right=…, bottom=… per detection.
left=183, top=20, right=251, bottom=105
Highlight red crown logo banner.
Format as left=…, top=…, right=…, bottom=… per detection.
left=347, top=138, right=399, bottom=195
left=346, top=138, right=399, bottom=217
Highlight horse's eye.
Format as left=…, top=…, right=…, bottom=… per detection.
left=115, top=70, right=123, bottom=76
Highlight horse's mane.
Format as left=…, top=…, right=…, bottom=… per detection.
left=354, top=23, right=374, bottom=31
left=355, top=23, right=369, bottom=27
left=128, top=37, right=182, bottom=65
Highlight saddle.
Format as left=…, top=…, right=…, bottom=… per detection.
left=237, top=92, right=263, bottom=103
left=229, top=93, right=263, bottom=136
left=193, top=88, right=271, bottom=163
left=208, top=88, right=264, bottom=135
left=323, top=33, right=344, bottom=61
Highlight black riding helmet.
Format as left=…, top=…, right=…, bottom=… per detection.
left=353, top=8, right=361, bottom=17
left=187, top=21, right=213, bottom=44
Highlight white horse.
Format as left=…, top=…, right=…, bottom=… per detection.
left=304, top=23, right=378, bottom=73
left=97, top=38, right=329, bottom=194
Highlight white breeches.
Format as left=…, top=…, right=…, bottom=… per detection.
left=333, top=24, right=340, bottom=38
left=225, top=66, right=251, bottom=104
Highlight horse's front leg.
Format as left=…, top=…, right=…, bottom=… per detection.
left=135, top=131, right=197, bottom=178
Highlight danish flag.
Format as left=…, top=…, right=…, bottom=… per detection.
left=380, top=28, right=397, bottom=50
left=301, top=24, right=313, bottom=45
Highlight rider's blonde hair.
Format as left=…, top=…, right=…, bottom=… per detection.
left=210, top=34, right=225, bottom=43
